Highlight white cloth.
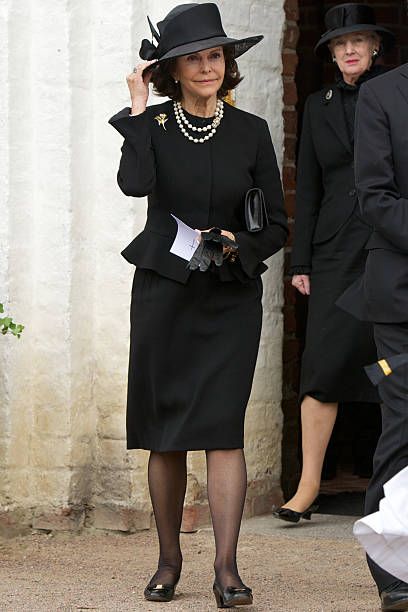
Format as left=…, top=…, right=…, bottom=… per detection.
left=354, top=466, right=408, bottom=583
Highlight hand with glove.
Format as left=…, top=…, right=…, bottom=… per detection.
left=187, top=228, right=238, bottom=272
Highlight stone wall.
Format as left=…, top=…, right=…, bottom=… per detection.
left=0, top=0, right=286, bottom=534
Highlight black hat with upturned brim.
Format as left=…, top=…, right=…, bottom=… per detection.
left=314, top=3, right=395, bottom=60
left=139, top=3, right=263, bottom=63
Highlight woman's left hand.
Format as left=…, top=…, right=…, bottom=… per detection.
left=199, top=228, right=236, bottom=254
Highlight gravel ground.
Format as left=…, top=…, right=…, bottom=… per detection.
left=0, top=514, right=380, bottom=612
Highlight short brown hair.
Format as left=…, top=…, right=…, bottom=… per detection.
left=150, top=45, right=243, bottom=101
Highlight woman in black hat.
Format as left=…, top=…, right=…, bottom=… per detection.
left=274, top=3, right=395, bottom=524
left=109, top=3, right=288, bottom=607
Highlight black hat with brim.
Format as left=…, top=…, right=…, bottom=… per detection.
left=155, top=34, right=263, bottom=62
left=140, top=3, right=263, bottom=62
left=314, top=3, right=395, bottom=60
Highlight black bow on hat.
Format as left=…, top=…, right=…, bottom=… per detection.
left=139, top=3, right=263, bottom=63
left=315, top=3, right=395, bottom=60
left=140, top=16, right=162, bottom=60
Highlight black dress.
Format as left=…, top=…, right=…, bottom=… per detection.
left=109, top=101, right=288, bottom=451
left=291, top=68, right=383, bottom=403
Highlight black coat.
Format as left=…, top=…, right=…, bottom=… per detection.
left=339, top=64, right=408, bottom=324
left=291, top=84, right=359, bottom=271
left=290, top=81, right=379, bottom=403
left=109, top=100, right=288, bottom=284
left=356, top=64, right=408, bottom=323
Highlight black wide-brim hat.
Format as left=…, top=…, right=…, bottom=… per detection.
left=315, top=3, right=395, bottom=60
left=139, top=3, right=263, bottom=62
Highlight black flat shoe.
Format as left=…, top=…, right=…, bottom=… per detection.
left=144, top=580, right=178, bottom=603
left=213, top=582, right=253, bottom=608
left=272, top=504, right=319, bottom=523
left=381, top=586, right=408, bottom=611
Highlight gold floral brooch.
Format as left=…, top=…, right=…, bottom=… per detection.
left=154, top=113, right=168, bottom=131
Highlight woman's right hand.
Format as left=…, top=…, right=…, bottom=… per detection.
left=126, top=60, right=157, bottom=115
left=292, top=274, right=310, bottom=295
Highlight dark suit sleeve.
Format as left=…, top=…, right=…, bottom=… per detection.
left=355, top=82, right=408, bottom=252
left=290, top=95, right=323, bottom=272
left=108, top=107, right=156, bottom=197
left=234, top=119, right=288, bottom=278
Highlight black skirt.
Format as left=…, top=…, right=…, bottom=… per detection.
left=126, top=268, right=263, bottom=451
left=300, top=212, right=379, bottom=403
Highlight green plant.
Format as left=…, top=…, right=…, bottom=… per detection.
left=0, top=303, right=24, bottom=338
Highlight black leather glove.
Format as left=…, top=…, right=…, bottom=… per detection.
left=187, top=228, right=238, bottom=272
left=188, top=239, right=218, bottom=271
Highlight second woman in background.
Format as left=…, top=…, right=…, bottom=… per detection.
left=274, top=3, right=395, bottom=522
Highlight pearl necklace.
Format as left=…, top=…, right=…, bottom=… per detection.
left=173, top=100, right=224, bottom=143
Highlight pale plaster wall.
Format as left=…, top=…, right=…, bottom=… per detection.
left=0, top=0, right=286, bottom=532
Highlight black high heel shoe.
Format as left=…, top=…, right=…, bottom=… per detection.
left=213, top=582, right=253, bottom=608
left=272, top=503, right=319, bottom=523
left=144, top=578, right=179, bottom=602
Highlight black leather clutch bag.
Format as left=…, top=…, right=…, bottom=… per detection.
left=245, top=188, right=269, bottom=232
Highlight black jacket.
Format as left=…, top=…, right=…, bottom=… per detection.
left=290, top=84, right=360, bottom=271
left=338, top=64, right=408, bottom=323
left=355, top=64, right=408, bottom=323
left=109, top=100, right=288, bottom=284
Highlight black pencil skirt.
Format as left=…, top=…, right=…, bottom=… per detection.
left=299, top=212, right=379, bottom=403
left=126, top=268, right=263, bottom=451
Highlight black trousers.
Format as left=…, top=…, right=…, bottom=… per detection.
left=364, top=321, right=408, bottom=593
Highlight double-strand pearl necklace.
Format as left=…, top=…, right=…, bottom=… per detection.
left=173, top=99, right=224, bottom=144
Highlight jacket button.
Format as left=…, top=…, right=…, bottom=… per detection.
left=349, top=189, right=356, bottom=196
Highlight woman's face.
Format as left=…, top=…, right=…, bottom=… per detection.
left=330, top=31, right=380, bottom=83
left=174, top=47, right=226, bottom=101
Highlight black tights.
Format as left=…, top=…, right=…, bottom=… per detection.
left=147, top=448, right=247, bottom=588
left=147, top=451, right=187, bottom=586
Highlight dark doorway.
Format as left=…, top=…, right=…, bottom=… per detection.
left=281, top=0, right=408, bottom=508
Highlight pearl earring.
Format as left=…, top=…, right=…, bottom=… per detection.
left=373, top=49, right=378, bottom=57
left=174, top=78, right=179, bottom=84
left=332, top=57, right=337, bottom=63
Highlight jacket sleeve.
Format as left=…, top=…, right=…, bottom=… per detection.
left=108, top=107, right=156, bottom=197
left=234, top=119, right=288, bottom=278
left=355, top=82, right=408, bottom=252
left=289, top=95, right=323, bottom=272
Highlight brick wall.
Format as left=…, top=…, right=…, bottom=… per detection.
left=281, top=0, right=408, bottom=497
left=282, top=0, right=301, bottom=498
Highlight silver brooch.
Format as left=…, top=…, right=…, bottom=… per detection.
left=325, top=89, right=333, bottom=102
